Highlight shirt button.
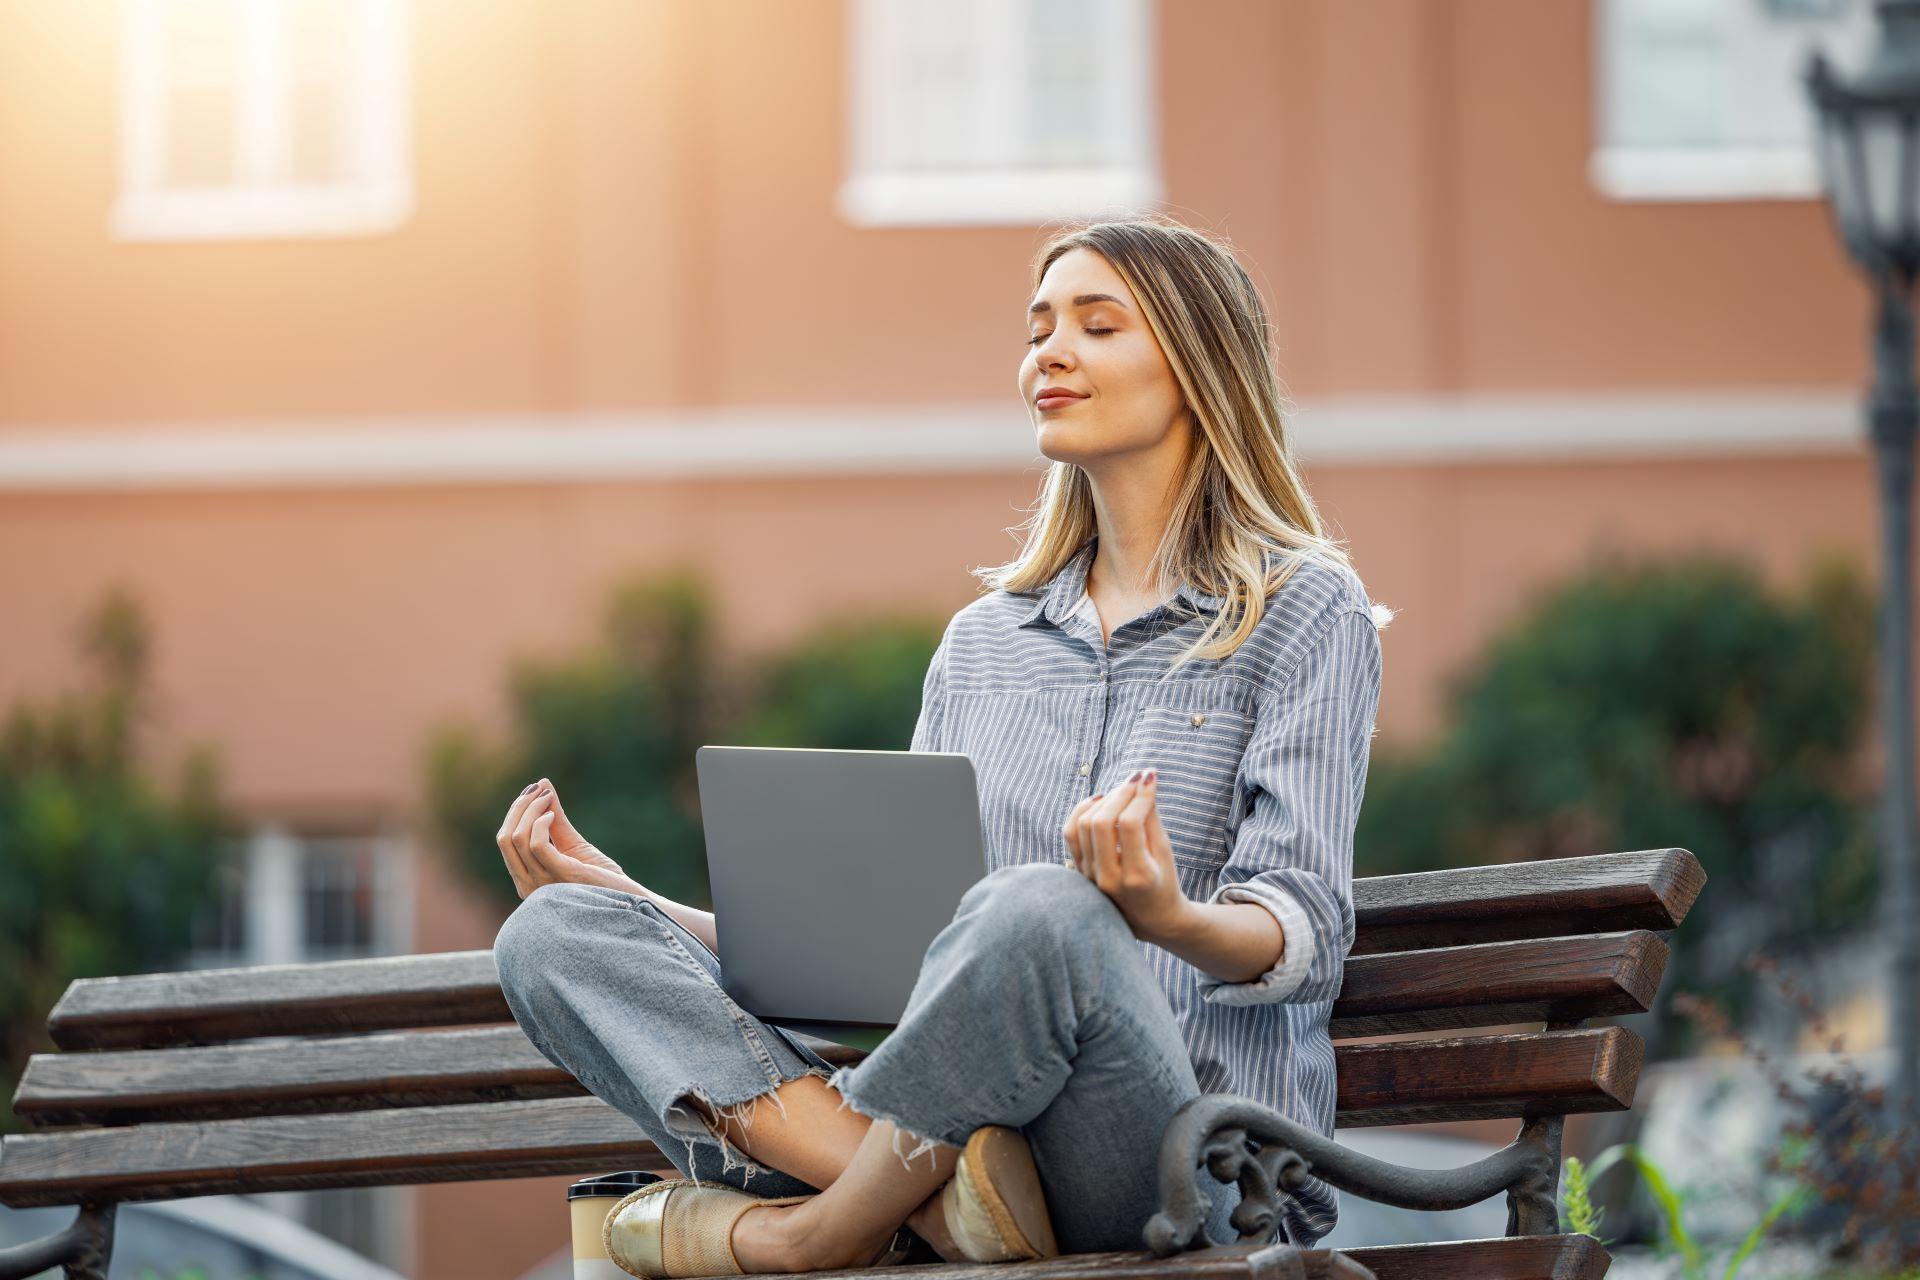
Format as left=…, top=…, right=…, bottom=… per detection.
left=1191, top=712, right=1208, bottom=726
left=1078, top=762, right=1092, bottom=776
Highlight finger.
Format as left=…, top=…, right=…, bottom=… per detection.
left=1116, top=783, right=1156, bottom=881
left=1063, top=793, right=1101, bottom=875
left=1086, top=777, right=1139, bottom=888
left=497, top=782, right=542, bottom=890
left=527, top=811, right=567, bottom=880
left=1059, top=790, right=1105, bottom=871
left=512, top=787, right=554, bottom=875
left=1141, top=770, right=1171, bottom=851
left=546, top=786, right=586, bottom=846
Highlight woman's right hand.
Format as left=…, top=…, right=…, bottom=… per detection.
left=496, top=779, right=635, bottom=901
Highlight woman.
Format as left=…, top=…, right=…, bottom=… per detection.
left=491, top=215, right=1389, bottom=1278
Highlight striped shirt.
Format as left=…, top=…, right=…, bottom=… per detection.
left=912, top=535, right=1383, bottom=1246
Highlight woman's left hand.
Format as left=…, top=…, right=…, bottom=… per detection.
left=1062, top=769, right=1191, bottom=942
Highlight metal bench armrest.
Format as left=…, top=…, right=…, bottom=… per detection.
left=1147, top=1094, right=1562, bottom=1258
left=0, top=1202, right=116, bottom=1280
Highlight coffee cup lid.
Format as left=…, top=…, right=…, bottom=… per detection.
left=568, top=1171, right=666, bottom=1201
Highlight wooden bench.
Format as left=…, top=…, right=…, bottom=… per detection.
left=0, top=846, right=1703, bottom=1280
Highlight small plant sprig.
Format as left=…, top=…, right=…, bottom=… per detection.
left=1671, top=950, right=1920, bottom=1271
left=1559, top=1140, right=1811, bottom=1279
left=1560, top=1153, right=1609, bottom=1243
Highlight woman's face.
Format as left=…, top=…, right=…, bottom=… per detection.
left=1021, top=246, right=1191, bottom=471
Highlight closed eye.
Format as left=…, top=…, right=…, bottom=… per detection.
left=1025, top=328, right=1115, bottom=347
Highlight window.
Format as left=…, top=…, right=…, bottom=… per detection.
left=184, top=824, right=415, bottom=1271
left=839, top=0, right=1161, bottom=227
left=186, top=826, right=411, bottom=968
left=115, top=0, right=413, bottom=240
left=1592, top=0, right=1879, bottom=200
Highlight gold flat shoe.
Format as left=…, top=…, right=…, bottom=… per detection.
left=603, top=1179, right=917, bottom=1278
left=939, top=1126, right=1061, bottom=1262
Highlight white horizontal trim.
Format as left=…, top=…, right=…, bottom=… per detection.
left=0, top=391, right=1865, bottom=491
left=836, top=168, right=1164, bottom=228
left=1285, top=388, right=1863, bottom=463
left=1589, top=146, right=1825, bottom=202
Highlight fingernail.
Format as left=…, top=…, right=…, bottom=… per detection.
left=520, top=783, right=536, bottom=796
left=1145, top=768, right=1157, bottom=783
left=1128, top=769, right=1142, bottom=783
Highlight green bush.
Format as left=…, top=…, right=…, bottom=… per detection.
left=1354, top=551, right=1880, bottom=1051
left=0, top=586, right=231, bottom=1132
left=424, top=568, right=942, bottom=914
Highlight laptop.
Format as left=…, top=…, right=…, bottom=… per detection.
left=692, top=745, right=988, bottom=1044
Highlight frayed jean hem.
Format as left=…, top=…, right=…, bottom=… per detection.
left=663, top=1062, right=841, bottom=1189
left=822, top=1063, right=964, bottom=1173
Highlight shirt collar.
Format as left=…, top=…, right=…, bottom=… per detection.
left=1014, top=537, right=1230, bottom=630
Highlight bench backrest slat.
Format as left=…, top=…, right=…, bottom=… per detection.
left=1350, top=848, right=1700, bottom=954
left=37, top=928, right=1664, bottom=1058
left=45, top=850, right=1698, bottom=1051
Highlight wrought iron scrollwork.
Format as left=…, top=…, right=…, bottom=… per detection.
left=1144, top=1095, right=1564, bottom=1259
left=0, top=1202, right=117, bottom=1280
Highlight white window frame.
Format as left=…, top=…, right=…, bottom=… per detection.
left=1589, top=0, right=1876, bottom=202
left=182, top=822, right=417, bottom=1272
left=838, top=0, right=1162, bottom=227
left=186, top=823, right=414, bottom=969
left=114, top=0, right=413, bottom=241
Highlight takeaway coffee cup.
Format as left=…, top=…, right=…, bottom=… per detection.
left=569, top=1170, right=665, bottom=1279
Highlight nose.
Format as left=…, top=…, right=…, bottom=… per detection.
left=1033, top=337, right=1072, bottom=373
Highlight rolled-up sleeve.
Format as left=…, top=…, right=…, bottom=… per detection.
left=1197, top=606, right=1382, bottom=1007
left=910, top=625, right=952, bottom=753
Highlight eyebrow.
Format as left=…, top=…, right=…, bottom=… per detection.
left=1028, top=292, right=1130, bottom=317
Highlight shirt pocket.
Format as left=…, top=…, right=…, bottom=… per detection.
left=1121, top=703, right=1255, bottom=870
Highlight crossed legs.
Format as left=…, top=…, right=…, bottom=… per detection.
left=494, top=862, right=1233, bottom=1272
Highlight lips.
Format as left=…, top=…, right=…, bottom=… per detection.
left=1035, top=390, right=1088, bottom=410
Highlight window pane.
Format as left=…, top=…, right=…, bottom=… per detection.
left=1605, top=0, right=1730, bottom=149
left=166, top=84, right=237, bottom=184
left=187, top=840, right=249, bottom=960
left=290, top=78, right=341, bottom=183
left=300, top=837, right=381, bottom=957
left=162, top=0, right=240, bottom=184
left=884, top=0, right=996, bottom=171
left=287, top=0, right=355, bottom=183
left=1026, top=0, right=1110, bottom=168
left=1601, top=0, right=1877, bottom=151
left=164, top=0, right=239, bottom=86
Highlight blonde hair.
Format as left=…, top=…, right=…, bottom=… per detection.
left=975, top=214, right=1393, bottom=678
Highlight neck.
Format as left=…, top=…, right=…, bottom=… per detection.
left=1083, top=451, right=1185, bottom=601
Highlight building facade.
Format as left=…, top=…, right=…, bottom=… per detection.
left=0, top=2, right=1893, bottom=1274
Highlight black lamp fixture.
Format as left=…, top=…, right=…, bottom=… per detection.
left=1806, top=0, right=1920, bottom=1122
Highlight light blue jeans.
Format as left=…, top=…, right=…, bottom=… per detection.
left=492, top=860, right=1242, bottom=1254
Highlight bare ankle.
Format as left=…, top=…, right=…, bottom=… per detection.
left=908, top=1180, right=962, bottom=1262
left=730, top=1201, right=809, bottom=1273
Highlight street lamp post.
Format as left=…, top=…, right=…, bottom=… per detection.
left=1806, top=0, right=1920, bottom=1120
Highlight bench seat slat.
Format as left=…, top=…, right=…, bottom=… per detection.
left=779, top=1237, right=1610, bottom=1280
left=0, top=1096, right=673, bottom=1207
left=13, top=1025, right=1641, bottom=1130
left=727, top=1236, right=1608, bottom=1280
left=44, top=850, right=1700, bottom=1050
